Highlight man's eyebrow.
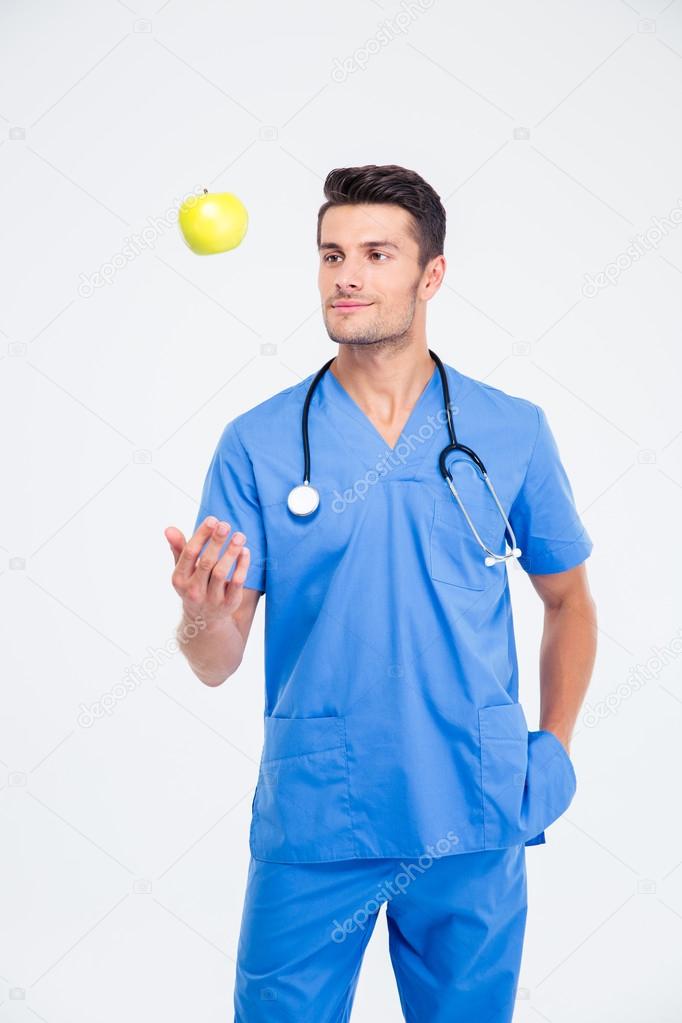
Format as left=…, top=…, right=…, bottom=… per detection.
left=318, top=240, right=400, bottom=252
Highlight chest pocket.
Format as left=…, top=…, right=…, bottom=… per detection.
left=429, top=490, right=508, bottom=590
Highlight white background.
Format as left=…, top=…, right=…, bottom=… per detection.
left=1, top=0, right=682, bottom=1020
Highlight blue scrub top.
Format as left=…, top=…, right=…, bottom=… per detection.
left=193, top=360, right=593, bottom=863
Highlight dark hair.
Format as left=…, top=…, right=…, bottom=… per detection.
left=317, top=164, right=446, bottom=271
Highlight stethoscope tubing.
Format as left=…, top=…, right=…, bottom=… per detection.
left=291, top=349, right=521, bottom=565
left=300, top=356, right=335, bottom=487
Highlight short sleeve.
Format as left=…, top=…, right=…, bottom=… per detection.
left=193, top=419, right=267, bottom=592
left=509, top=405, right=593, bottom=575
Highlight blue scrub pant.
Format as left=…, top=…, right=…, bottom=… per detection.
left=234, top=845, right=527, bottom=1022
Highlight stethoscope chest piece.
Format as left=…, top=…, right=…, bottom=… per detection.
left=287, top=482, right=320, bottom=517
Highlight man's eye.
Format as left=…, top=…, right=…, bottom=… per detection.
left=323, top=252, right=388, bottom=263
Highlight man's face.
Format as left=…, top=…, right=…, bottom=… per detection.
left=318, top=203, right=435, bottom=348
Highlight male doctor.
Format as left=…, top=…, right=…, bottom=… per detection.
left=166, top=164, right=598, bottom=1023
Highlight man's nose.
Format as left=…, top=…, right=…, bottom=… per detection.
left=334, top=268, right=363, bottom=292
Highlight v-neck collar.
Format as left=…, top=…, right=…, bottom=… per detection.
left=323, top=359, right=440, bottom=455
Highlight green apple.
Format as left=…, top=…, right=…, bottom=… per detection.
left=178, top=189, right=248, bottom=255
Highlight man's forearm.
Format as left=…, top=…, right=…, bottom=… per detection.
left=538, top=594, right=598, bottom=752
left=176, top=610, right=245, bottom=686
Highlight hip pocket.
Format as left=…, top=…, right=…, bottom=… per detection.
left=250, top=715, right=356, bottom=862
left=478, top=703, right=577, bottom=848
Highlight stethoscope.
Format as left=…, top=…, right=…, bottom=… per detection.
left=287, top=349, right=522, bottom=567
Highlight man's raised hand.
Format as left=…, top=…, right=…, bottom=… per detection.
left=165, top=516, right=251, bottom=624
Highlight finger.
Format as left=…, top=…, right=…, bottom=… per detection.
left=193, top=520, right=240, bottom=583
left=206, top=530, right=246, bottom=604
left=174, top=516, right=222, bottom=581
left=223, top=546, right=251, bottom=613
left=165, top=526, right=185, bottom=565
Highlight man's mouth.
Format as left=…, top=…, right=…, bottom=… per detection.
left=332, top=302, right=373, bottom=311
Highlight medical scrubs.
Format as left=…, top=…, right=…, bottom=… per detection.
left=193, top=358, right=593, bottom=1021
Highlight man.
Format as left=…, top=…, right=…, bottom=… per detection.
left=165, top=164, right=597, bottom=1023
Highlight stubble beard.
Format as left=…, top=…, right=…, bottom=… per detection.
left=324, top=289, right=419, bottom=353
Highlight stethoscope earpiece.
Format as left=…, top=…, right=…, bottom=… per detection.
left=484, top=549, right=522, bottom=568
